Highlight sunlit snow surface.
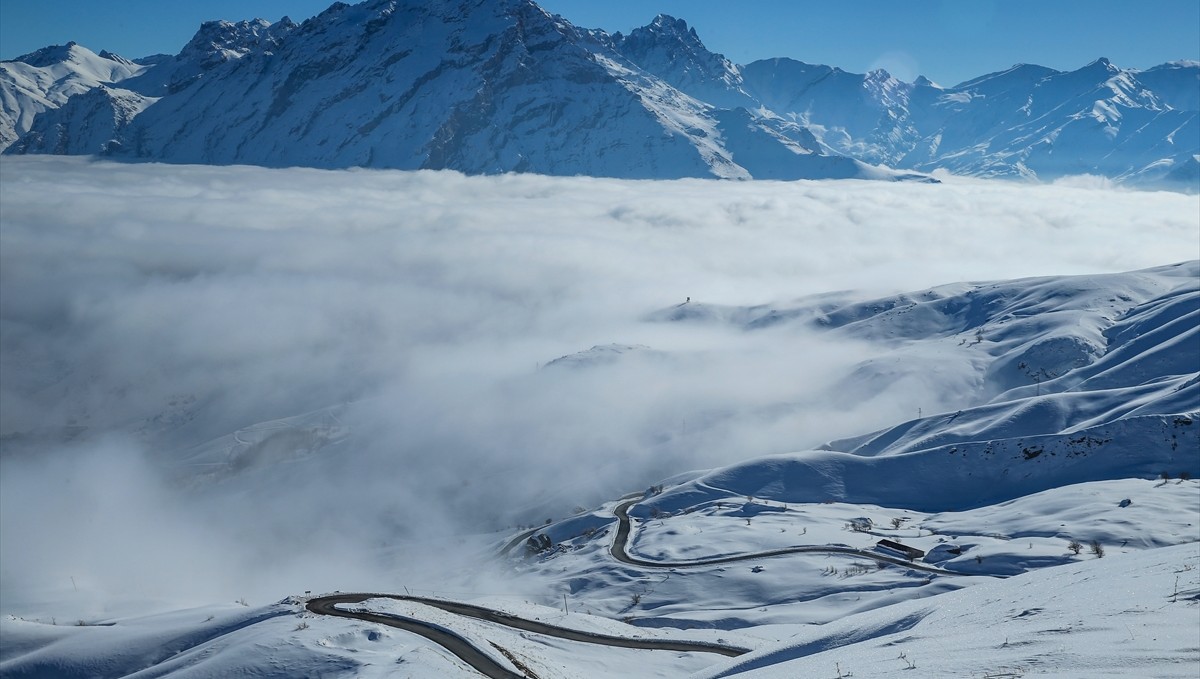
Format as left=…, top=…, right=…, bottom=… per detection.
left=1, top=157, right=1197, bottom=677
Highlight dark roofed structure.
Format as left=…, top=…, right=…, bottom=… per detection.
left=876, top=538, right=925, bottom=560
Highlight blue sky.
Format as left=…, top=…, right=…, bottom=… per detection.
left=1, top=0, right=1197, bottom=86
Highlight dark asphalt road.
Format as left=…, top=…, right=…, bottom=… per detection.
left=609, top=498, right=969, bottom=576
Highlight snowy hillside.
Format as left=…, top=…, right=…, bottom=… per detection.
left=644, top=264, right=1199, bottom=511
left=3, top=1, right=1196, bottom=186
left=693, top=543, right=1200, bottom=679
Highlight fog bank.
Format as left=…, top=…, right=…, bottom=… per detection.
left=2, top=156, right=1196, bottom=613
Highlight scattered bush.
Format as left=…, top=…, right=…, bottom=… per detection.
left=1089, top=540, right=1105, bottom=558
left=841, top=563, right=873, bottom=578
left=1067, top=540, right=1082, bottom=555
left=847, top=518, right=873, bottom=532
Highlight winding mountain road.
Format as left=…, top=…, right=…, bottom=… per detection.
left=307, top=594, right=526, bottom=679
left=306, top=592, right=748, bottom=678
left=306, top=494, right=977, bottom=677
left=610, top=498, right=967, bottom=576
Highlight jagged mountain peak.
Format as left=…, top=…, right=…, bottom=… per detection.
left=616, top=13, right=719, bottom=60
left=1066, top=56, right=1123, bottom=81
left=646, top=13, right=700, bottom=38
left=178, top=17, right=293, bottom=63
left=610, top=11, right=755, bottom=110
left=865, top=68, right=896, bottom=83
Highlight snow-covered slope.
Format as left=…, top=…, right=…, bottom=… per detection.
left=0, top=43, right=144, bottom=149
left=645, top=263, right=1198, bottom=511
left=491, top=264, right=1197, bottom=675
left=693, top=542, right=1200, bottom=679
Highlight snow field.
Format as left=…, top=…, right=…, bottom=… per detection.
left=691, top=542, right=1200, bottom=678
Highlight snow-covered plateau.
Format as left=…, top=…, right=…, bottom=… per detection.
left=2, top=0, right=1198, bottom=189
left=0, top=157, right=1197, bottom=676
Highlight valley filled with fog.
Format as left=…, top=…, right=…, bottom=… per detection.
left=3, top=156, right=1196, bottom=619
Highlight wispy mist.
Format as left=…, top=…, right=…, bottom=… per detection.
left=2, top=156, right=1196, bottom=613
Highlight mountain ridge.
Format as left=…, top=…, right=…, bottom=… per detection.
left=1, top=0, right=1196, bottom=188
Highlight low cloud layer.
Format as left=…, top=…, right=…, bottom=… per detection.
left=2, top=156, right=1197, bottom=613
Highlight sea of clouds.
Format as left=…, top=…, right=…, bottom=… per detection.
left=2, top=156, right=1197, bottom=614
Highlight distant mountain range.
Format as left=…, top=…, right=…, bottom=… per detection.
left=2, top=0, right=1197, bottom=187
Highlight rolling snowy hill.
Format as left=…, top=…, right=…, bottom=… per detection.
left=2, top=0, right=1196, bottom=186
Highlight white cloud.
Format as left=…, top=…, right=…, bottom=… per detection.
left=1, top=156, right=1197, bottom=611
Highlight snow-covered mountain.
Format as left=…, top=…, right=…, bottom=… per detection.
left=740, top=56, right=1200, bottom=187
left=2, top=0, right=877, bottom=180
left=0, top=42, right=145, bottom=149
left=6, top=0, right=1194, bottom=185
